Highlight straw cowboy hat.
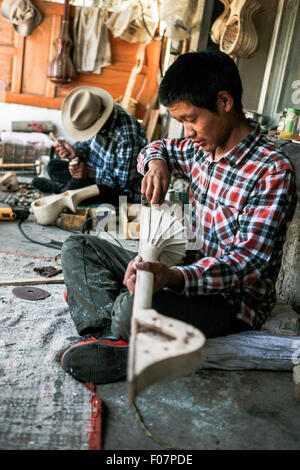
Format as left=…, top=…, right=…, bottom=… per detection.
left=61, top=86, right=114, bottom=142
left=1, top=0, right=42, bottom=37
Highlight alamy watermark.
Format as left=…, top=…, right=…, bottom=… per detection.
left=97, top=197, right=203, bottom=251
left=291, top=80, right=300, bottom=106
left=292, top=340, right=300, bottom=366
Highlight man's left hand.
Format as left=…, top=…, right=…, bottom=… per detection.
left=123, top=256, right=184, bottom=296
left=68, top=158, right=89, bottom=179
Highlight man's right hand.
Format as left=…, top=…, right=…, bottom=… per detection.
left=141, top=159, right=170, bottom=205
left=55, top=139, right=76, bottom=160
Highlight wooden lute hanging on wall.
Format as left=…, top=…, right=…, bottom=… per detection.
left=47, top=0, right=76, bottom=85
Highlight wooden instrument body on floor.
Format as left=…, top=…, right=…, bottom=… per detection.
left=127, top=203, right=206, bottom=405
left=30, top=184, right=99, bottom=225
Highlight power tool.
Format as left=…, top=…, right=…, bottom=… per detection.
left=0, top=205, right=30, bottom=221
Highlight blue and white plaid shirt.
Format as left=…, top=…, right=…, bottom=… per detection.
left=138, top=122, right=297, bottom=328
left=76, top=103, right=147, bottom=202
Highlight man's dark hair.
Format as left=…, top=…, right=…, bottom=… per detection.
left=158, top=50, right=243, bottom=113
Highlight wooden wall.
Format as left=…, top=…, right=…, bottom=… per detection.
left=0, top=0, right=161, bottom=118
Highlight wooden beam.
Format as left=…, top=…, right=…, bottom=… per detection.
left=0, top=277, right=64, bottom=286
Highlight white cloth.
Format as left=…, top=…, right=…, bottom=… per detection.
left=73, top=6, right=111, bottom=74
left=105, top=0, right=159, bottom=44
left=0, top=131, right=53, bottom=147
left=203, top=331, right=300, bottom=371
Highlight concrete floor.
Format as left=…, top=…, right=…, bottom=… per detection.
left=1, top=196, right=300, bottom=450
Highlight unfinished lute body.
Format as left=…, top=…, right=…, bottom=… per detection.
left=128, top=202, right=206, bottom=405
left=210, top=0, right=261, bottom=58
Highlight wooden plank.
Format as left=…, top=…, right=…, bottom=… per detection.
left=45, top=13, right=61, bottom=98
left=0, top=56, right=13, bottom=91
left=0, top=16, right=15, bottom=45
left=22, top=14, right=53, bottom=95
left=0, top=45, right=17, bottom=55
left=0, top=277, right=64, bottom=286
left=11, top=35, right=25, bottom=93
left=146, top=109, right=160, bottom=143
left=4, top=92, right=63, bottom=109
left=0, top=162, right=39, bottom=168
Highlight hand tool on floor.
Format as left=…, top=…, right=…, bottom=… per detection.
left=0, top=205, right=30, bottom=221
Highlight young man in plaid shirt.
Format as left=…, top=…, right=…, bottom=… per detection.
left=60, top=51, right=296, bottom=385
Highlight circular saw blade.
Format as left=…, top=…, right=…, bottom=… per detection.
left=12, top=286, right=51, bottom=300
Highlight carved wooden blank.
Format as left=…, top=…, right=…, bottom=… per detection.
left=30, top=184, right=99, bottom=225
left=127, top=203, right=206, bottom=405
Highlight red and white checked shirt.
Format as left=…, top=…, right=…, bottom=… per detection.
left=137, top=123, right=297, bottom=328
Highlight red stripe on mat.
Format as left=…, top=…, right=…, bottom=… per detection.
left=0, top=250, right=53, bottom=259
left=85, top=382, right=102, bottom=450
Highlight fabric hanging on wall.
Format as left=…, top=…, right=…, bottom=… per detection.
left=0, top=131, right=53, bottom=147
left=1, top=0, right=42, bottom=36
left=73, top=6, right=112, bottom=75
left=105, top=0, right=159, bottom=44
left=159, top=0, right=201, bottom=40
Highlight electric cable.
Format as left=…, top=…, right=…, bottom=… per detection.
left=17, top=219, right=63, bottom=250
left=133, top=400, right=185, bottom=451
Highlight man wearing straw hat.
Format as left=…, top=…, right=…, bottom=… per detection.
left=60, top=51, right=296, bottom=386
left=32, top=86, right=147, bottom=205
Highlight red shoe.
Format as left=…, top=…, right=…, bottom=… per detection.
left=64, top=290, right=68, bottom=304
left=61, top=338, right=128, bottom=384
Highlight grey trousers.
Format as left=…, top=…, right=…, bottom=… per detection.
left=61, top=234, right=251, bottom=340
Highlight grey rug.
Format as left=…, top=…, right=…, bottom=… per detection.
left=1, top=251, right=299, bottom=450
left=0, top=252, right=92, bottom=450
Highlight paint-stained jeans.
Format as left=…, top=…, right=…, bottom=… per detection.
left=61, top=235, right=251, bottom=340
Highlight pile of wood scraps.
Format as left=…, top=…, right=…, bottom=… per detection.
left=0, top=173, right=42, bottom=208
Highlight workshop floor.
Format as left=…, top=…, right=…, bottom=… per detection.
left=1, top=181, right=300, bottom=451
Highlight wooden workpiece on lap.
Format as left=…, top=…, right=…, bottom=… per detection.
left=127, top=202, right=205, bottom=405
left=30, top=184, right=100, bottom=225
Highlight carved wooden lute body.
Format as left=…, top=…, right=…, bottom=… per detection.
left=47, top=0, right=76, bottom=85
left=128, top=202, right=206, bottom=405
left=211, top=0, right=262, bottom=58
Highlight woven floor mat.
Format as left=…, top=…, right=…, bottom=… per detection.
left=0, top=252, right=91, bottom=450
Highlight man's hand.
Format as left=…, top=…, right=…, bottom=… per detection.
left=123, top=255, right=184, bottom=296
left=55, top=139, right=76, bottom=160
left=68, top=158, right=89, bottom=179
left=141, top=159, right=170, bottom=205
